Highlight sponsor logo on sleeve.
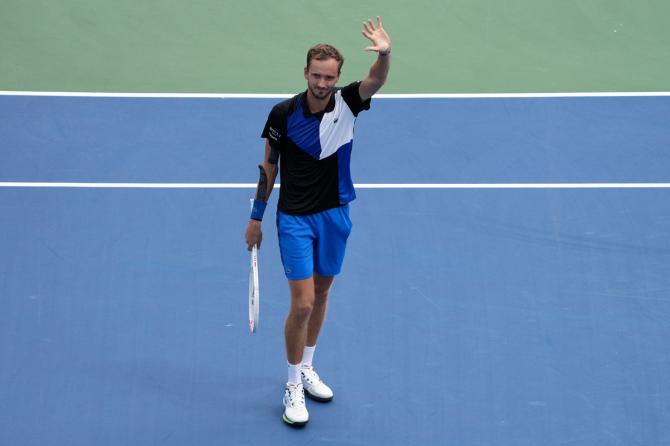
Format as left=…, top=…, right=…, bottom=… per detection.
left=268, top=127, right=281, bottom=141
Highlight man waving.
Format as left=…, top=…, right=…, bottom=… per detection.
left=245, top=17, right=391, bottom=427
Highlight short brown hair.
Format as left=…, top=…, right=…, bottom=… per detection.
left=306, top=44, right=344, bottom=73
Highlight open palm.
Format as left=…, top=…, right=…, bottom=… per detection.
left=362, top=16, right=391, bottom=54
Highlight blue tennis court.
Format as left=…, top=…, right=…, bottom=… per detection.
left=1, top=94, right=669, bottom=445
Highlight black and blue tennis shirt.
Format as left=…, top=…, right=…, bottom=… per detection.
left=261, top=81, right=371, bottom=215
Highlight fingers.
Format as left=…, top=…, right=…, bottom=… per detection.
left=247, top=239, right=261, bottom=251
left=245, top=223, right=262, bottom=250
left=247, top=233, right=262, bottom=249
left=362, top=21, right=373, bottom=38
left=363, top=16, right=383, bottom=31
left=361, top=15, right=390, bottom=54
left=370, top=16, right=384, bottom=32
left=362, top=16, right=385, bottom=41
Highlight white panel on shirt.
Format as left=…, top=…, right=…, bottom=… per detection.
left=318, top=90, right=356, bottom=160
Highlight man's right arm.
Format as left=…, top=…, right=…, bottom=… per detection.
left=245, top=140, right=278, bottom=250
left=359, top=16, right=392, bottom=101
left=261, top=140, right=279, bottom=202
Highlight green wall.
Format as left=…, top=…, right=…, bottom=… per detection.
left=1, top=0, right=668, bottom=93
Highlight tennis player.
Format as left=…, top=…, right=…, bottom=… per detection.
left=245, top=17, right=391, bottom=427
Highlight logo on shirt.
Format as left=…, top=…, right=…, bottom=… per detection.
left=268, top=126, right=281, bottom=141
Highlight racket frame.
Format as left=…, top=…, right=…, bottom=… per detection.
left=248, top=198, right=260, bottom=333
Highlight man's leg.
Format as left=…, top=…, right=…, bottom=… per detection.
left=299, top=273, right=335, bottom=402
left=282, top=276, right=314, bottom=427
left=306, top=274, right=334, bottom=347
left=285, top=277, right=315, bottom=365
left=284, top=274, right=334, bottom=362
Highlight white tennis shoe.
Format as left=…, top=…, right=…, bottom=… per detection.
left=282, top=383, right=309, bottom=427
left=301, top=365, right=334, bottom=402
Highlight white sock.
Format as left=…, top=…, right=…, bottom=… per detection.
left=302, top=345, right=316, bottom=368
left=287, top=362, right=302, bottom=385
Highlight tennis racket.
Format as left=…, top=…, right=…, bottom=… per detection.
left=248, top=198, right=260, bottom=333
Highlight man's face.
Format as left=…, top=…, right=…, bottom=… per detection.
left=304, top=58, right=340, bottom=100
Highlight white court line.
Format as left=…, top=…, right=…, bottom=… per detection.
left=2, top=93, right=667, bottom=190
left=1, top=91, right=670, bottom=98
left=355, top=183, right=670, bottom=189
left=1, top=182, right=669, bottom=189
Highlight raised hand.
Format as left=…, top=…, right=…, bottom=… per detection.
left=361, top=16, right=391, bottom=54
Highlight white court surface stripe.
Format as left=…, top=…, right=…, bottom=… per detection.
left=1, top=183, right=670, bottom=189
left=1, top=91, right=670, bottom=98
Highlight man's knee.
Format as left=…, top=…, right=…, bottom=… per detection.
left=289, top=280, right=315, bottom=321
left=290, top=300, right=314, bottom=322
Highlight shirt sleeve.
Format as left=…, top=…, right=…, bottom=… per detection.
left=340, top=81, right=371, bottom=117
left=260, top=104, right=286, bottom=149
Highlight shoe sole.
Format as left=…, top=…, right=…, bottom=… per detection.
left=305, top=390, right=333, bottom=403
left=282, top=413, right=308, bottom=428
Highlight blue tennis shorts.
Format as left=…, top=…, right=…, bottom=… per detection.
left=276, top=205, right=353, bottom=280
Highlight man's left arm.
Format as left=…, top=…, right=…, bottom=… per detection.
left=359, top=16, right=392, bottom=102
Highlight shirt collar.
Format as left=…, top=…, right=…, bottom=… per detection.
left=301, top=89, right=337, bottom=118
